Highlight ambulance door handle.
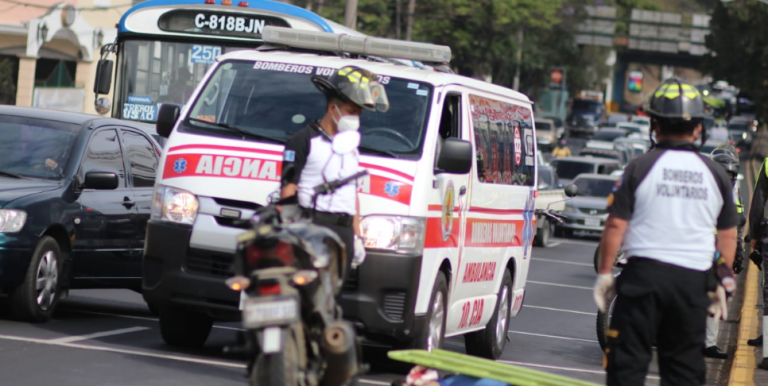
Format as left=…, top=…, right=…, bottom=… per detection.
left=459, top=186, right=467, bottom=196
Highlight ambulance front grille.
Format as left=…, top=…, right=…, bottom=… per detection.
left=382, top=291, right=407, bottom=321
left=185, top=249, right=235, bottom=278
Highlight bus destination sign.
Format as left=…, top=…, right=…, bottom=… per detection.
left=158, top=10, right=291, bottom=38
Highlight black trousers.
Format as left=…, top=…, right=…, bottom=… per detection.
left=311, top=218, right=355, bottom=285
left=606, top=258, right=710, bottom=386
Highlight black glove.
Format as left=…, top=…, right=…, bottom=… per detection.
left=750, top=249, right=763, bottom=270
left=734, top=252, right=744, bottom=274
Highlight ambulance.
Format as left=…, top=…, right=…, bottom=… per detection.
left=143, top=26, right=541, bottom=358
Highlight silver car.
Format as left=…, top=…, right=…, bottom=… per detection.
left=555, top=173, right=619, bottom=237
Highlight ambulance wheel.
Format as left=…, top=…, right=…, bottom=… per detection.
left=534, top=219, right=551, bottom=247
left=464, top=270, right=513, bottom=359
left=159, top=306, right=213, bottom=348
left=412, top=272, right=447, bottom=351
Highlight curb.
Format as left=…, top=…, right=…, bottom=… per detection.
left=728, top=262, right=758, bottom=386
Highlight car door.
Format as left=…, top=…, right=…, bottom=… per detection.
left=119, top=128, right=160, bottom=254
left=73, top=128, right=140, bottom=281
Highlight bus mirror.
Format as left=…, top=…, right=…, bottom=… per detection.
left=94, top=97, right=111, bottom=115
left=157, top=104, right=180, bottom=138
left=435, top=138, right=472, bottom=175
left=94, top=59, right=113, bottom=95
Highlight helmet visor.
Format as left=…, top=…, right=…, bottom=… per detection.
left=336, top=67, right=390, bottom=112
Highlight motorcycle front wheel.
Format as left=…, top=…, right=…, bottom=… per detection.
left=596, top=292, right=618, bottom=351
left=250, top=327, right=303, bottom=386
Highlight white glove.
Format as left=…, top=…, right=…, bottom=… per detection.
left=351, top=235, right=366, bottom=269
left=593, top=273, right=615, bottom=313
left=708, top=285, right=728, bottom=321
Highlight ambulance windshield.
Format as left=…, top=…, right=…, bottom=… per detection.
left=185, top=60, right=433, bottom=159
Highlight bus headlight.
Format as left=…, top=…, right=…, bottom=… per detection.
left=152, top=185, right=199, bottom=225
left=360, top=216, right=425, bottom=254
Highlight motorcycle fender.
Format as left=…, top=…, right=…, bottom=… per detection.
left=260, top=326, right=283, bottom=354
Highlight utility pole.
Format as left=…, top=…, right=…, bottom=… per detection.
left=344, top=0, right=358, bottom=29
left=395, top=0, right=402, bottom=39
left=405, top=0, right=416, bottom=41
left=512, top=28, right=524, bottom=90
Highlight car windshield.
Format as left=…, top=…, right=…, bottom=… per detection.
left=728, top=122, right=749, bottom=131
left=700, top=142, right=725, bottom=154
left=538, top=168, right=554, bottom=189
left=572, top=100, right=600, bottom=112
left=593, top=130, right=627, bottom=141
left=536, top=121, right=552, bottom=130
left=186, top=60, right=432, bottom=159
left=0, top=116, right=80, bottom=180
left=573, top=177, right=616, bottom=197
left=553, top=161, right=594, bottom=180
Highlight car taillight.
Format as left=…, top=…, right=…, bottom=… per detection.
left=258, top=283, right=281, bottom=296
left=246, top=240, right=294, bottom=268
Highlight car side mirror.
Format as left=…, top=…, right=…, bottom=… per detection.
left=157, top=104, right=180, bottom=138
left=93, top=59, right=113, bottom=95
left=435, top=138, right=472, bottom=175
left=83, top=171, right=118, bottom=190
left=564, top=184, right=579, bottom=197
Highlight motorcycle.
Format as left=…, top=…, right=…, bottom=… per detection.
left=594, top=247, right=625, bottom=351
left=225, top=169, right=369, bottom=386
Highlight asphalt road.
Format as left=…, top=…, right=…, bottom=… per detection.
left=0, top=236, right=628, bottom=386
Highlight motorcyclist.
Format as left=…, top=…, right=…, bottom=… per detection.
left=551, top=137, right=571, bottom=158
left=704, top=146, right=746, bottom=359
left=280, top=65, right=389, bottom=278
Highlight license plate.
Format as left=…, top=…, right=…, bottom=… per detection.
left=243, top=297, right=298, bottom=328
left=584, top=218, right=601, bottom=227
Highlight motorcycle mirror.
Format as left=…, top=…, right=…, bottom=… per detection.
left=332, top=131, right=360, bottom=155
left=564, top=184, right=579, bottom=197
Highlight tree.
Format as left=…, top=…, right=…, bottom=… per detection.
left=703, top=0, right=768, bottom=123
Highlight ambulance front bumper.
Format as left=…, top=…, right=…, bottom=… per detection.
left=339, top=251, right=426, bottom=345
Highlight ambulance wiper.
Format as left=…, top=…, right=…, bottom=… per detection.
left=188, top=118, right=284, bottom=144
left=357, top=145, right=398, bottom=158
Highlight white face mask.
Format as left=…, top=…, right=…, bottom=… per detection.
left=334, top=104, right=360, bottom=132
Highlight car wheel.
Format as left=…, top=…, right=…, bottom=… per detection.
left=10, top=236, right=62, bottom=323
left=411, top=272, right=448, bottom=351
left=159, top=305, right=213, bottom=348
left=464, top=270, right=513, bottom=359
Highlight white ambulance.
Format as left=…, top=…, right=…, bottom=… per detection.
left=144, top=26, right=541, bottom=358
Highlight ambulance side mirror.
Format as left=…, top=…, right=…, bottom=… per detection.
left=157, top=104, right=180, bottom=138
left=435, top=138, right=472, bottom=175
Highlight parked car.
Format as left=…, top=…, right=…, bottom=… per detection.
left=535, top=118, right=557, bottom=151
left=556, top=173, right=619, bottom=238
left=549, top=156, right=622, bottom=185
left=0, top=106, right=161, bottom=322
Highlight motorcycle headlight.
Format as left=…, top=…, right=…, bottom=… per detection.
left=0, top=210, right=26, bottom=233
left=360, top=216, right=426, bottom=254
left=742, top=132, right=747, bottom=139
left=152, top=185, right=199, bottom=225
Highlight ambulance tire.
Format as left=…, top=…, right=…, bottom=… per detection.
left=411, top=272, right=448, bottom=351
left=464, top=270, right=513, bottom=359
left=159, top=306, right=213, bottom=348
left=534, top=219, right=551, bottom=247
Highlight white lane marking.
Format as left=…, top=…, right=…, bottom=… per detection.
left=527, top=281, right=592, bottom=290
left=71, top=310, right=245, bottom=331
left=544, top=241, right=563, bottom=248
left=551, top=239, right=600, bottom=247
left=0, top=333, right=246, bottom=369
left=531, top=258, right=593, bottom=267
left=499, top=360, right=661, bottom=380
left=48, top=327, right=149, bottom=344
left=523, top=305, right=596, bottom=316
left=507, top=330, right=599, bottom=344
left=360, top=380, right=392, bottom=386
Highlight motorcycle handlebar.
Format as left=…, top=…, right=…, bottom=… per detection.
left=313, top=170, right=369, bottom=197
left=535, top=208, right=566, bottom=225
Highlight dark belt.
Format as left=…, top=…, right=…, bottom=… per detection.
left=302, top=208, right=354, bottom=227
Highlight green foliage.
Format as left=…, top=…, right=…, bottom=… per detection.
left=703, top=0, right=768, bottom=122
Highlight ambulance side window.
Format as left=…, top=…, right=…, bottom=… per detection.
left=435, top=94, right=462, bottom=168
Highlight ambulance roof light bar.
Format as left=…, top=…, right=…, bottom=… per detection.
left=261, top=26, right=452, bottom=64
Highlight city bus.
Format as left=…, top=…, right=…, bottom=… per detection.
left=93, top=0, right=362, bottom=122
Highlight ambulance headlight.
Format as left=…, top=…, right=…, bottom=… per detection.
left=360, top=216, right=425, bottom=254
left=152, top=185, right=199, bottom=225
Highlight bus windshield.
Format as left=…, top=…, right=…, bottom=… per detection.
left=184, top=60, right=433, bottom=159
left=117, top=39, right=249, bottom=122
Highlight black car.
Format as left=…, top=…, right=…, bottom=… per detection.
left=0, top=106, right=161, bottom=322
